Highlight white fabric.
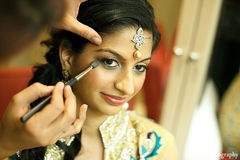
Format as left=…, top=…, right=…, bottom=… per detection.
left=183, top=80, right=222, bottom=160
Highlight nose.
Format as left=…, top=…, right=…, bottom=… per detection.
left=114, top=70, right=135, bottom=96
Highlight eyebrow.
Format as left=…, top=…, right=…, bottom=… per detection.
left=95, top=48, right=151, bottom=62
left=95, top=49, right=126, bottom=60
left=139, top=57, right=151, bottom=63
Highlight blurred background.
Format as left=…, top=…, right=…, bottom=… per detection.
left=0, top=0, right=240, bottom=159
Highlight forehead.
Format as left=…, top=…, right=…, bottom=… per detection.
left=99, top=27, right=153, bottom=56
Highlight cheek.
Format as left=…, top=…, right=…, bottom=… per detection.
left=83, top=69, right=116, bottom=89
left=71, top=71, right=105, bottom=104
left=131, top=74, right=146, bottom=98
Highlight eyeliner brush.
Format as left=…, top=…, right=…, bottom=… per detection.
left=20, top=60, right=100, bottom=122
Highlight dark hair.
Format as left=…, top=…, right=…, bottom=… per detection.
left=17, top=0, right=160, bottom=159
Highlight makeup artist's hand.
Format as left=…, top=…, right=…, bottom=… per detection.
left=55, top=0, right=102, bottom=45
left=0, top=82, right=86, bottom=159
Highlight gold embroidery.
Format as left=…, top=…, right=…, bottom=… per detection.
left=44, top=109, right=167, bottom=160
left=99, top=109, right=135, bottom=159
left=44, top=136, right=75, bottom=160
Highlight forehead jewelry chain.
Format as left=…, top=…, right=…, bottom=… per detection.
left=132, top=27, right=146, bottom=60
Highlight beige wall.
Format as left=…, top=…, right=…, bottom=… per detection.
left=0, top=0, right=182, bottom=68
left=149, top=0, right=182, bottom=50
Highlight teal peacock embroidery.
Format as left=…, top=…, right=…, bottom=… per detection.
left=141, top=131, right=162, bottom=159
left=130, top=131, right=162, bottom=160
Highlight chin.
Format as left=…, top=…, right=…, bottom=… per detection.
left=102, top=105, right=123, bottom=116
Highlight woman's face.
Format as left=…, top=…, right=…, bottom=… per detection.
left=60, top=27, right=153, bottom=116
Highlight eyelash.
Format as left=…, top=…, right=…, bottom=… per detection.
left=99, top=58, right=148, bottom=73
left=133, top=64, right=149, bottom=73
left=100, top=58, right=121, bottom=69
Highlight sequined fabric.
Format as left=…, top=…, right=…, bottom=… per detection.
left=44, top=136, right=75, bottom=160
left=44, top=109, right=174, bottom=160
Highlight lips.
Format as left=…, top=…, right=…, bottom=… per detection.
left=101, top=93, right=126, bottom=106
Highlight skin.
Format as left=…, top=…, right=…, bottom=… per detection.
left=60, top=27, right=153, bottom=159
left=56, top=0, right=102, bottom=45
left=0, top=0, right=101, bottom=60
left=0, top=83, right=87, bottom=159
left=0, top=0, right=101, bottom=159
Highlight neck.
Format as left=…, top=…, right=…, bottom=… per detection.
left=82, top=109, right=109, bottom=136
left=77, top=109, right=107, bottom=159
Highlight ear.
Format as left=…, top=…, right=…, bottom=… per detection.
left=59, top=45, right=74, bottom=70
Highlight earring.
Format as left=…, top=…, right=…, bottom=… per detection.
left=62, top=69, right=71, bottom=81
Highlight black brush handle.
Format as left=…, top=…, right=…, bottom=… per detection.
left=20, top=60, right=99, bottom=122
left=20, top=95, right=52, bottom=122
left=64, top=78, right=77, bottom=86
left=20, top=78, right=78, bottom=122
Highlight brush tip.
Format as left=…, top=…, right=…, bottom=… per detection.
left=91, top=60, right=100, bottom=68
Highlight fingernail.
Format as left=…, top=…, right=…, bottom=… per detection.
left=65, top=85, right=72, bottom=91
left=59, top=82, right=64, bottom=89
left=91, top=36, right=102, bottom=45
left=82, top=104, right=88, bottom=112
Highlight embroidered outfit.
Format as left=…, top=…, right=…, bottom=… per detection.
left=45, top=108, right=175, bottom=160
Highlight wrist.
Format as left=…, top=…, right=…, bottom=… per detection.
left=0, top=125, right=17, bottom=159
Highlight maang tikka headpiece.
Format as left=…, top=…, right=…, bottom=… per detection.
left=132, top=26, right=146, bottom=60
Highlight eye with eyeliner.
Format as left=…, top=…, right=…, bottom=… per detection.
left=134, top=64, right=149, bottom=73
left=99, top=58, right=121, bottom=69
left=99, top=57, right=149, bottom=73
